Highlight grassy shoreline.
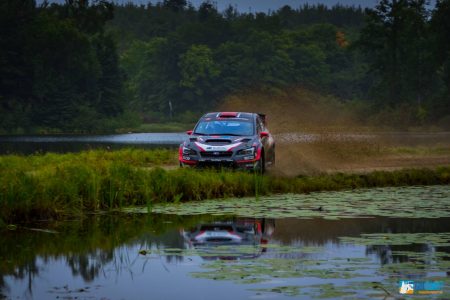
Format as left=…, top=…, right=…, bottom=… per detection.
left=1, top=149, right=449, bottom=224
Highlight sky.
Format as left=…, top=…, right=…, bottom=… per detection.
left=39, top=0, right=379, bottom=12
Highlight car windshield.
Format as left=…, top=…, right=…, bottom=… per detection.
left=194, top=120, right=254, bottom=136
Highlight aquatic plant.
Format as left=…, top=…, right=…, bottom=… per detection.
left=147, top=185, right=450, bottom=219
left=137, top=232, right=450, bottom=298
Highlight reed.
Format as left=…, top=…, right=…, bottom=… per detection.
left=0, top=149, right=449, bottom=224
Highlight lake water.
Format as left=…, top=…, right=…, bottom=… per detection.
left=1, top=131, right=449, bottom=154
left=0, top=133, right=186, bottom=154
left=1, top=186, right=449, bottom=299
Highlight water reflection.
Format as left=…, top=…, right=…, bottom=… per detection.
left=181, top=219, right=275, bottom=260
left=1, top=215, right=449, bottom=299
left=271, top=217, right=450, bottom=245
left=0, top=214, right=208, bottom=299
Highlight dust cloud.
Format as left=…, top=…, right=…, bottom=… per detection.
left=218, top=87, right=450, bottom=176
left=219, top=87, right=360, bottom=134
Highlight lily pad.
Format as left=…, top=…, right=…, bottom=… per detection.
left=131, top=185, right=450, bottom=220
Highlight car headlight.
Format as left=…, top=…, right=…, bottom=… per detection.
left=237, top=147, right=255, bottom=156
left=183, top=146, right=197, bottom=155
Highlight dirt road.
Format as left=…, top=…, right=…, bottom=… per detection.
left=272, top=132, right=450, bottom=176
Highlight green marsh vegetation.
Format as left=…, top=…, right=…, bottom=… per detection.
left=1, top=149, right=449, bottom=224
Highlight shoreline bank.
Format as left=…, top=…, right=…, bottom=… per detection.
left=1, top=149, right=449, bottom=224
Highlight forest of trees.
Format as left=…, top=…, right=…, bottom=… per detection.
left=0, top=0, right=449, bottom=133
left=0, top=0, right=130, bottom=132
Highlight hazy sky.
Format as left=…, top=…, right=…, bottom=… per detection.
left=40, top=0, right=379, bottom=12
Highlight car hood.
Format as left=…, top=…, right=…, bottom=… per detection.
left=183, top=135, right=255, bottom=151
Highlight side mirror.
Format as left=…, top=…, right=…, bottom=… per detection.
left=260, top=131, right=269, bottom=138
left=186, top=130, right=193, bottom=135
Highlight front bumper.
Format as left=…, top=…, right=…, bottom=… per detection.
left=181, top=159, right=258, bottom=170
left=179, top=144, right=262, bottom=170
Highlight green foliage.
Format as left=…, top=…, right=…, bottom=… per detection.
left=122, top=37, right=181, bottom=115
left=1, top=0, right=449, bottom=132
left=110, top=1, right=449, bottom=126
left=107, top=3, right=367, bottom=121
left=0, top=0, right=129, bottom=133
left=0, top=149, right=448, bottom=223
left=179, top=44, right=220, bottom=96
left=357, top=0, right=450, bottom=123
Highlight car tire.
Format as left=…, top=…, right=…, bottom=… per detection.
left=268, top=148, right=275, bottom=167
left=271, top=146, right=275, bottom=166
left=255, top=151, right=265, bottom=174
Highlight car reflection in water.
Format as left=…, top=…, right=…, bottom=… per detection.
left=181, top=218, right=275, bottom=260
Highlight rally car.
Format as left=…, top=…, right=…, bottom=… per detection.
left=179, top=112, right=275, bottom=172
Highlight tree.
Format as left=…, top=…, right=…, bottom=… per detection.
left=179, top=44, right=220, bottom=108
left=162, top=0, right=186, bottom=12
left=430, top=0, right=450, bottom=117
left=0, top=0, right=128, bottom=132
left=358, top=0, right=433, bottom=108
left=125, top=38, right=182, bottom=117
left=50, top=0, right=114, bottom=34
left=31, top=14, right=100, bottom=129
left=0, top=0, right=36, bottom=130
left=289, top=44, right=329, bottom=87
left=93, top=33, right=124, bottom=117
left=198, top=1, right=218, bottom=21
left=214, top=42, right=251, bottom=92
left=243, top=31, right=294, bottom=87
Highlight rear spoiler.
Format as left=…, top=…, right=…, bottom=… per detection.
left=258, top=113, right=266, bottom=126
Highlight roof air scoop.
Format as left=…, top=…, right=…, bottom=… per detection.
left=218, top=112, right=238, bottom=118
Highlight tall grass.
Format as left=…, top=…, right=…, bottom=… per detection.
left=0, top=149, right=449, bottom=223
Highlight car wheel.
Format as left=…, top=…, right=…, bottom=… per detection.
left=255, top=151, right=265, bottom=174
left=272, top=146, right=275, bottom=166
left=269, top=149, right=275, bottom=167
